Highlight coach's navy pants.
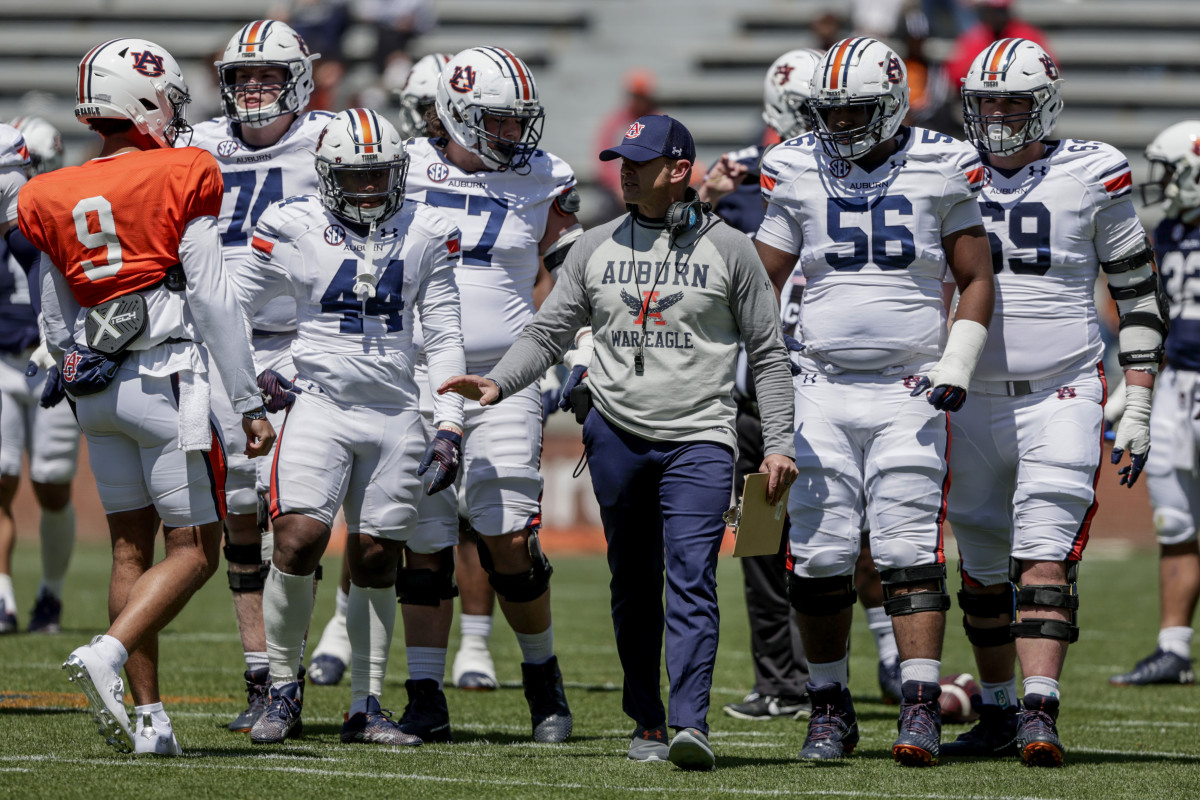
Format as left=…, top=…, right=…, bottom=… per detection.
left=582, top=409, right=734, bottom=735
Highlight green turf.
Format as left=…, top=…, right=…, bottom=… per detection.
left=1, top=541, right=1197, bottom=799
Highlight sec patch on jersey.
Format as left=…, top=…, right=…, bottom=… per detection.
left=939, top=673, right=981, bottom=724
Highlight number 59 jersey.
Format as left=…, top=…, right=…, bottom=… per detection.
left=404, top=137, right=575, bottom=369
left=190, top=110, right=334, bottom=332
left=239, top=195, right=465, bottom=411
left=757, top=127, right=986, bottom=371
left=973, top=140, right=1145, bottom=382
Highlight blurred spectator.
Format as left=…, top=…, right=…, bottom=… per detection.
left=592, top=69, right=659, bottom=218
left=922, top=0, right=977, bottom=38
left=943, top=0, right=1054, bottom=94
left=271, top=0, right=350, bottom=111
left=811, top=11, right=844, bottom=52
left=896, top=8, right=955, bottom=134
left=356, top=0, right=437, bottom=93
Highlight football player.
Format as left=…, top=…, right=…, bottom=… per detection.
left=754, top=36, right=994, bottom=766
left=1109, top=120, right=1200, bottom=688
left=20, top=38, right=274, bottom=755
left=188, top=19, right=333, bottom=732
left=395, top=46, right=579, bottom=743
left=397, top=52, right=452, bottom=140
left=0, top=116, right=80, bottom=636
left=239, top=108, right=464, bottom=747
left=944, top=40, right=1164, bottom=767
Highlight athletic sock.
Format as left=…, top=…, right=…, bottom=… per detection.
left=38, top=505, right=75, bottom=598
left=262, top=566, right=315, bottom=687
left=347, top=584, right=396, bottom=708
left=900, top=658, right=940, bottom=685
left=865, top=606, right=899, bottom=664
left=515, top=625, right=554, bottom=665
left=460, top=613, right=493, bottom=640
left=1158, top=626, right=1193, bottom=659
left=407, top=646, right=447, bottom=689
left=1023, top=676, right=1060, bottom=700
left=808, top=655, right=850, bottom=688
left=980, top=679, right=1018, bottom=708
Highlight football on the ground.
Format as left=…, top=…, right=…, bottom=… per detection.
left=939, top=673, right=981, bottom=724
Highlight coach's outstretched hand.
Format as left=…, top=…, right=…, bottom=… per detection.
left=439, top=374, right=501, bottom=406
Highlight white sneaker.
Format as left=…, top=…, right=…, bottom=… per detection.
left=62, top=636, right=134, bottom=753
left=452, top=637, right=498, bottom=690
left=134, top=712, right=182, bottom=756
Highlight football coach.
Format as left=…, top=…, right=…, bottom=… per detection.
left=439, top=115, right=797, bottom=771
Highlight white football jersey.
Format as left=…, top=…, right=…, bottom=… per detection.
left=758, top=126, right=986, bottom=370
left=405, top=137, right=575, bottom=369
left=0, top=123, right=28, bottom=223
left=190, top=110, right=335, bottom=331
left=237, top=195, right=465, bottom=417
left=972, top=139, right=1144, bottom=382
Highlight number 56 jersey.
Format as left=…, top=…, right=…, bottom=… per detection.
left=757, top=127, right=985, bottom=371
left=972, top=140, right=1145, bottom=382
left=237, top=195, right=465, bottom=415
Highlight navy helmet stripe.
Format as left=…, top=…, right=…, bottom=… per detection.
left=478, top=46, right=523, bottom=102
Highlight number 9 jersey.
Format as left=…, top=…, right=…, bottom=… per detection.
left=757, top=127, right=985, bottom=371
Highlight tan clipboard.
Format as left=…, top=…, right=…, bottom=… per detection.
left=726, top=473, right=790, bottom=557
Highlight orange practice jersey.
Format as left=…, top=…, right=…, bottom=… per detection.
left=18, top=146, right=223, bottom=307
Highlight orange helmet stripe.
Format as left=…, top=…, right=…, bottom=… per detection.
left=494, top=47, right=531, bottom=101
left=828, top=39, right=856, bottom=91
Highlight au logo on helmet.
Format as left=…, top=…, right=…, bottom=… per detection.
left=625, top=121, right=645, bottom=139
left=449, top=65, right=476, bottom=94
left=884, top=57, right=903, bottom=85
left=1038, top=55, right=1060, bottom=80
left=773, top=64, right=794, bottom=85
left=130, top=51, right=166, bottom=77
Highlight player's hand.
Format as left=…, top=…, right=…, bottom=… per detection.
left=243, top=417, right=277, bottom=458
left=760, top=453, right=798, bottom=506
left=558, top=365, right=588, bottom=411
left=782, top=333, right=805, bottom=376
left=438, top=374, right=501, bottom=405
left=909, top=375, right=968, bottom=412
left=418, top=425, right=463, bottom=495
left=39, top=365, right=66, bottom=408
left=699, top=154, right=748, bottom=206
left=1111, top=383, right=1152, bottom=487
left=257, top=368, right=299, bottom=414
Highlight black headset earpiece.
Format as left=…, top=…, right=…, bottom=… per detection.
left=664, top=187, right=712, bottom=238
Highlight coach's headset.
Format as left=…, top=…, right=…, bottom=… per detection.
left=626, top=187, right=714, bottom=246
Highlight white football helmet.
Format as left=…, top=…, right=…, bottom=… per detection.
left=808, top=37, right=910, bottom=160
left=9, top=116, right=63, bottom=175
left=763, top=49, right=822, bottom=140
left=435, top=46, right=545, bottom=171
left=1141, top=120, right=1200, bottom=222
left=398, top=53, right=452, bottom=139
left=75, top=38, right=191, bottom=147
left=962, top=38, right=1063, bottom=156
left=216, top=20, right=319, bottom=128
left=315, top=108, right=409, bottom=225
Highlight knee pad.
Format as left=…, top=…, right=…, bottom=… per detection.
left=476, top=529, right=553, bottom=603
left=224, top=536, right=268, bottom=593
left=879, top=564, right=951, bottom=617
left=1154, top=506, right=1196, bottom=546
left=958, top=582, right=1015, bottom=648
left=396, top=547, right=458, bottom=607
left=787, top=572, right=857, bottom=616
left=1009, top=559, right=1080, bottom=644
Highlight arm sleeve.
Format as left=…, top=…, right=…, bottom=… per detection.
left=39, top=254, right=77, bottom=358
left=486, top=243, right=593, bottom=397
left=725, top=230, right=795, bottom=458
left=417, top=258, right=466, bottom=429
left=180, top=215, right=261, bottom=413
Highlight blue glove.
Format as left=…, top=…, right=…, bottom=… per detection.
left=782, top=334, right=805, bottom=376
left=418, top=427, right=462, bottom=495
left=1113, top=446, right=1149, bottom=488
left=541, top=387, right=559, bottom=423
left=257, top=368, right=299, bottom=414
left=39, top=365, right=66, bottom=408
left=558, top=365, right=588, bottom=411
left=908, top=376, right=968, bottom=412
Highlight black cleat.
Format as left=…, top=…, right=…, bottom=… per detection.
left=228, top=666, right=271, bottom=732
left=341, top=696, right=422, bottom=746
left=308, top=654, right=347, bottom=686
left=1016, top=693, right=1064, bottom=767
left=940, top=699, right=1019, bottom=758
left=27, top=590, right=62, bottom=634
left=521, top=655, right=573, bottom=743
left=892, top=680, right=941, bottom=767
left=798, top=682, right=859, bottom=760
left=398, top=678, right=453, bottom=742
left=1109, top=648, right=1195, bottom=686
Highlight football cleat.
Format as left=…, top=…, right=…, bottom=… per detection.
left=398, top=678, right=453, bottom=743
left=628, top=724, right=669, bottom=762
left=1109, top=648, right=1195, bottom=686
left=799, top=682, right=859, bottom=760
left=892, top=680, right=942, bottom=767
left=307, top=654, right=347, bottom=687
left=0, top=598, right=16, bottom=634
left=134, top=712, right=182, bottom=756
left=28, top=590, right=62, bottom=634
left=63, top=637, right=134, bottom=753
left=521, top=656, right=573, bottom=743
left=228, top=666, right=271, bottom=732
left=341, top=696, right=422, bottom=747
left=1016, top=694, right=1064, bottom=767
left=250, top=680, right=303, bottom=744
left=878, top=659, right=902, bottom=705
left=940, top=700, right=1019, bottom=758
left=722, top=691, right=809, bottom=720
left=452, top=640, right=498, bottom=691
left=668, top=727, right=715, bottom=771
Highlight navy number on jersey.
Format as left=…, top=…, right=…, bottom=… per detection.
left=319, top=258, right=406, bottom=333
left=223, top=167, right=284, bottom=246
left=424, top=191, right=509, bottom=267
left=826, top=196, right=915, bottom=271
left=1160, top=249, right=1200, bottom=320
left=982, top=200, right=1051, bottom=275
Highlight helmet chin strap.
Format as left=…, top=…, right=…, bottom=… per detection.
left=354, top=219, right=380, bottom=319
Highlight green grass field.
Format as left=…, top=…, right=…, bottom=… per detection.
left=1, top=541, right=1197, bottom=799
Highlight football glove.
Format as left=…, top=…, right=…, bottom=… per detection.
left=911, top=319, right=988, bottom=413
left=257, top=368, right=299, bottom=414
left=559, top=364, right=588, bottom=411
left=1111, top=383, right=1152, bottom=488
left=418, top=426, right=462, bottom=495
left=39, top=365, right=66, bottom=409
left=782, top=333, right=805, bottom=376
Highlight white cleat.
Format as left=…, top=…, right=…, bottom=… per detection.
left=63, top=637, right=134, bottom=754
left=134, top=712, right=182, bottom=756
left=452, top=638, right=498, bottom=691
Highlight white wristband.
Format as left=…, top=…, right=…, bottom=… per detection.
left=929, top=319, right=988, bottom=389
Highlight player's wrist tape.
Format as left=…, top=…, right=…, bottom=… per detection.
left=436, top=421, right=463, bottom=436
left=929, top=319, right=988, bottom=389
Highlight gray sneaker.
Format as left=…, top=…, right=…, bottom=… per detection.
left=628, top=724, right=669, bottom=762
left=668, top=727, right=716, bottom=771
